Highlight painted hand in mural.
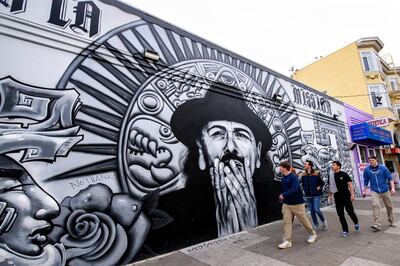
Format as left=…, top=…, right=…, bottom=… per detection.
left=210, top=159, right=239, bottom=236
left=210, top=158, right=257, bottom=236
left=224, top=159, right=258, bottom=229
left=47, top=184, right=151, bottom=265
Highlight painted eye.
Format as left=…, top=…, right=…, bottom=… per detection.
left=234, top=132, right=249, bottom=139
left=159, top=126, right=178, bottom=144
left=211, top=131, right=226, bottom=138
left=221, top=74, right=235, bottom=85
left=160, top=126, right=171, bottom=138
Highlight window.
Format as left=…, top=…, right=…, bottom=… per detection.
left=376, top=149, right=384, bottom=164
left=385, top=160, right=395, bottom=173
left=395, top=104, right=400, bottom=119
left=361, top=51, right=379, bottom=72
left=368, top=85, right=390, bottom=108
left=389, top=77, right=398, bottom=91
left=368, top=149, right=376, bottom=157
left=358, top=146, right=368, bottom=163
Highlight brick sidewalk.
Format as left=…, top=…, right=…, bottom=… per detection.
left=133, top=194, right=400, bottom=266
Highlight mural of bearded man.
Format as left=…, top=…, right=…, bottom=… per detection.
left=144, top=83, right=281, bottom=253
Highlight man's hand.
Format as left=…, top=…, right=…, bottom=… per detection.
left=350, top=194, right=355, bottom=202
left=223, top=159, right=258, bottom=231
left=391, top=188, right=396, bottom=195
left=279, top=194, right=284, bottom=200
left=363, top=187, right=368, bottom=198
left=316, top=186, right=321, bottom=191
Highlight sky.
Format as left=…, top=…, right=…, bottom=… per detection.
left=121, top=0, right=399, bottom=78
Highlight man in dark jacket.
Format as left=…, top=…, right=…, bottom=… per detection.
left=363, top=156, right=396, bottom=231
left=329, top=161, right=359, bottom=237
left=278, top=161, right=317, bottom=249
left=301, top=160, right=327, bottom=230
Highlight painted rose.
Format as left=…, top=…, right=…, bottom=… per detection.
left=48, top=184, right=150, bottom=265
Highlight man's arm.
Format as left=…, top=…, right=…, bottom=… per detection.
left=383, top=166, right=396, bottom=195
left=317, top=172, right=324, bottom=191
left=363, top=168, right=370, bottom=194
left=348, top=181, right=355, bottom=201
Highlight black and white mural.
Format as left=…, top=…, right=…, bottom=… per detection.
left=0, top=0, right=355, bottom=264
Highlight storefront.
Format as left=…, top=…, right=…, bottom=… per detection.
left=350, top=122, right=393, bottom=193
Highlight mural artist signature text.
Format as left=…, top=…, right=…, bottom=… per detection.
left=69, top=174, right=115, bottom=190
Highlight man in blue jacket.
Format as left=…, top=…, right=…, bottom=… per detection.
left=363, top=156, right=396, bottom=231
left=301, top=160, right=327, bottom=231
left=278, top=161, right=317, bottom=249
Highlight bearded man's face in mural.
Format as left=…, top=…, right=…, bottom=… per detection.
left=197, top=121, right=262, bottom=174
left=0, top=168, right=59, bottom=256
left=170, top=86, right=273, bottom=237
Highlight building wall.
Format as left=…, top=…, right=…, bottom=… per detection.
left=0, top=1, right=354, bottom=264
left=292, top=42, right=372, bottom=114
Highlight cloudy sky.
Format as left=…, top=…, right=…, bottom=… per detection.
left=121, top=0, right=399, bottom=77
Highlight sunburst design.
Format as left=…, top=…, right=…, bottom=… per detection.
left=54, top=19, right=303, bottom=195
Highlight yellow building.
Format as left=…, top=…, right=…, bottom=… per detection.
left=292, top=37, right=400, bottom=177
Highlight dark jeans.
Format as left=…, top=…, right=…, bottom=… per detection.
left=306, top=196, right=325, bottom=226
left=334, top=193, right=358, bottom=233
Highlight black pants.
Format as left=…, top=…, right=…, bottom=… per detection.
left=334, top=194, right=358, bottom=233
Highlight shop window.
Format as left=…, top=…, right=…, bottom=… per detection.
left=358, top=146, right=368, bottom=163
left=376, top=149, right=384, bottom=164
left=368, top=149, right=376, bottom=157
left=385, top=160, right=395, bottom=173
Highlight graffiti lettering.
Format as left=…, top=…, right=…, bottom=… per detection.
left=0, top=0, right=101, bottom=38
left=0, top=0, right=26, bottom=13
left=185, top=234, right=240, bottom=253
left=69, top=175, right=115, bottom=190
left=47, top=0, right=70, bottom=28
left=48, top=0, right=101, bottom=37
left=69, top=179, right=85, bottom=190
left=69, top=1, right=101, bottom=37
left=292, top=85, right=332, bottom=115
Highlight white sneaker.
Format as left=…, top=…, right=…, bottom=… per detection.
left=278, top=240, right=292, bottom=249
left=307, top=234, right=317, bottom=244
left=321, top=220, right=328, bottom=230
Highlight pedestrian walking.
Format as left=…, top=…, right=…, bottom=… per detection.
left=278, top=161, right=317, bottom=249
left=363, top=156, right=396, bottom=231
left=329, top=161, right=359, bottom=237
left=301, top=160, right=327, bottom=231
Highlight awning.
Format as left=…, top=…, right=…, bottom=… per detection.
left=350, top=122, right=393, bottom=146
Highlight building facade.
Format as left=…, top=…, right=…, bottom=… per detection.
left=292, top=37, right=399, bottom=180
left=0, top=1, right=356, bottom=264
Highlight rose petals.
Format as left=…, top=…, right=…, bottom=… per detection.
left=69, top=184, right=112, bottom=212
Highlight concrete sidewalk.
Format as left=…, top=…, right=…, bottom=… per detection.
left=133, top=194, right=400, bottom=266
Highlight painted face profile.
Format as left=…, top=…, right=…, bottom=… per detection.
left=0, top=156, right=59, bottom=257
left=197, top=120, right=262, bottom=175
